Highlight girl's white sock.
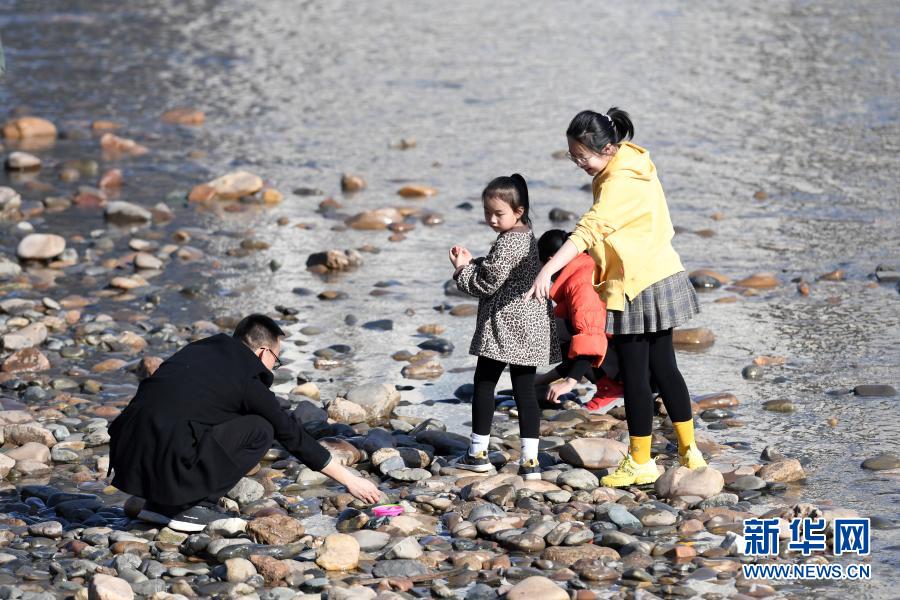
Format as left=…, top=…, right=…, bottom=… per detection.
left=521, top=438, right=540, bottom=462
left=470, top=433, right=490, bottom=456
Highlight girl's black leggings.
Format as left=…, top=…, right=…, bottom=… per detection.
left=472, top=356, right=539, bottom=439
left=612, top=329, right=693, bottom=436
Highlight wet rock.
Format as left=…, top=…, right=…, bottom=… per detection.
left=341, top=174, right=367, bottom=192
left=315, top=533, right=360, bottom=571
left=507, top=576, right=568, bottom=600
left=559, top=438, right=628, bottom=469
left=306, top=249, right=363, bottom=273
left=3, top=116, right=57, bottom=141
left=0, top=256, right=22, bottom=279
left=5, top=151, right=41, bottom=171
left=105, top=201, right=152, bottom=224
left=672, top=328, right=715, bottom=349
left=135, top=356, right=163, bottom=379
left=247, top=514, right=305, bottom=546
left=100, top=133, right=149, bottom=157
left=398, top=185, right=437, bottom=198
left=401, top=355, right=444, bottom=379
left=4, top=424, right=56, bottom=447
left=741, top=365, right=763, bottom=380
left=16, top=233, right=66, bottom=260
left=205, top=171, right=263, bottom=200
left=549, top=208, right=577, bottom=222
left=853, top=384, right=897, bottom=397
left=371, top=559, right=429, bottom=578
left=762, top=399, right=796, bottom=413
left=89, top=574, right=134, bottom=600
left=694, top=393, right=739, bottom=410
left=734, top=273, right=779, bottom=288
left=346, top=208, right=403, bottom=230
left=319, top=438, right=363, bottom=466
left=758, top=459, right=805, bottom=483
left=861, top=453, right=900, bottom=471
left=655, top=466, right=724, bottom=499
left=162, top=107, right=205, bottom=125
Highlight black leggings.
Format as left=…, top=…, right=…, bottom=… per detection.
left=472, top=356, right=539, bottom=439
left=613, top=329, right=693, bottom=437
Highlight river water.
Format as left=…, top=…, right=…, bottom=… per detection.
left=1, top=1, right=898, bottom=597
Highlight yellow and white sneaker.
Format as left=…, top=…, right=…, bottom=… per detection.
left=679, top=442, right=707, bottom=469
left=600, top=453, right=659, bottom=487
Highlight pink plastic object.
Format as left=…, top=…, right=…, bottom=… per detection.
left=372, top=504, right=405, bottom=517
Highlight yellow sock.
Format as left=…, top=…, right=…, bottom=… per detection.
left=629, top=435, right=652, bottom=465
left=673, top=420, right=696, bottom=456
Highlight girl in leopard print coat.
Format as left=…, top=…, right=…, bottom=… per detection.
left=448, top=174, right=559, bottom=480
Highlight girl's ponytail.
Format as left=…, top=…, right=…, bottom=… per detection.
left=509, top=173, right=531, bottom=226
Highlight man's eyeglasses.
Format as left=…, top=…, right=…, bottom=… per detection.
left=260, top=347, right=282, bottom=370
left=565, top=152, right=592, bottom=166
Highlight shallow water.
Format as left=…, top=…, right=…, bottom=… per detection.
left=1, top=0, right=898, bottom=597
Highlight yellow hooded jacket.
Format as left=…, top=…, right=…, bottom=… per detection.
left=568, top=141, right=684, bottom=311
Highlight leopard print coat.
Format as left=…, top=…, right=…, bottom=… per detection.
left=455, top=228, right=560, bottom=367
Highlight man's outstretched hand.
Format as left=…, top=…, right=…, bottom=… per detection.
left=345, top=474, right=381, bottom=504
left=321, top=460, right=382, bottom=504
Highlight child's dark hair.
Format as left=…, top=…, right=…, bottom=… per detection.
left=538, top=229, right=569, bottom=263
left=566, top=107, right=634, bottom=153
left=482, top=173, right=531, bottom=226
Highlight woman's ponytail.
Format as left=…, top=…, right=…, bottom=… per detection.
left=482, top=173, right=532, bottom=227
left=606, top=106, right=634, bottom=143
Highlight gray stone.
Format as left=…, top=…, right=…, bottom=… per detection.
left=861, top=453, right=900, bottom=471
left=371, top=559, right=430, bottom=578
left=349, top=530, right=391, bottom=552
left=227, top=477, right=265, bottom=505
left=607, top=505, right=642, bottom=529
left=558, top=468, right=599, bottom=490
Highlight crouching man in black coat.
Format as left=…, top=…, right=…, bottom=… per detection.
left=109, top=314, right=381, bottom=531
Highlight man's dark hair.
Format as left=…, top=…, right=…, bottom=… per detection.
left=233, top=314, right=285, bottom=350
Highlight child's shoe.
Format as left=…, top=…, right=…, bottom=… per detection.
left=600, top=453, right=659, bottom=487
left=584, top=377, right=625, bottom=413
left=450, top=450, right=495, bottom=473
left=518, top=457, right=542, bottom=481
left=679, top=442, right=707, bottom=469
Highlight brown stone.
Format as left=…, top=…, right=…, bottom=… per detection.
left=247, top=514, right=305, bottom=546
left=758, top=459, right=806, bottom=483
left=341, top=174, right=367, bottom=192
left=188, top=184, right=216, bottom=202
left=672, top=327, right=715, bottom=349
left=2, top=117, right=57, bottom=140
left=100, top=133, right=148, bottom=157
left=693, top=392, right=739, bottom=411
left=135, top=356, right=163, bottom=380
left=449, top=304, right=477, bottom=317
left=542, top=544, right=619, bottom=563
left=162, top=107, right=206, bottom=125
left=249, top=555, right=289, bottom=585
left=93, top=358, right=127, bottom=373
left=734, top=273, right=779, bottom=289
left=397, top=185, right=438, bottom=198
left=2, top=348, right=50, bottom=373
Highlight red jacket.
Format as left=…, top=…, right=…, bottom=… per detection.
left=550, top=253, right=608, bottom=367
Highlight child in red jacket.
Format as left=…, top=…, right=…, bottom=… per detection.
left=536, top=229, right=624, bottom=413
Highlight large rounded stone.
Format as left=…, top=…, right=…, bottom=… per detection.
left=507, top=576, right=568, bottom=600
left=105, top=201, right=152, bottom=224
left=247, top=514, right=305, bottom=546
left=861, top=453, right=900, bottom=471
left=315, top=533, right=360, bottom=571
left=672, top=328, right=716, bottom=349
left=344, top=383, right=400, bottom=422
left=758, top=459, right=806, bottom=483
left=2, top=348, right=50, bottom=373
left=654, top=466, right=724, bottom=499
left=2, top=117, right=57, bottom=140
left=205, top=171, right=263, bottom=200
left=559, top=437, right=628, bottom=470
left=16, top=234, right=66, bottom=261
left=327, top=398, right=368, bottom=425
left=88, top=574, right=134, bottom=600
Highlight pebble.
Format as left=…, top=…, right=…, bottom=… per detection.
left=672, top=327, right=715, bottom=349
left=315, top=533, right=360, bottom=571
left=5, top=151, right=41, bottom=171
left=16, top=234, right=66, bottom=261
left=861, top=453, right=900, bottom=471
left=853, top=384, right=897, bottom=397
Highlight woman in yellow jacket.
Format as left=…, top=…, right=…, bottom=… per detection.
left=526, top=107, right=706, bottom=487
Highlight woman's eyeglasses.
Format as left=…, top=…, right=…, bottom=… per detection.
left=565, top=152, right=592, bottom=166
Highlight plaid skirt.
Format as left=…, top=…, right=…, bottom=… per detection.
left=606, top=271, right=700, bottom=335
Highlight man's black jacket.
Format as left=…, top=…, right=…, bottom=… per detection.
left=108, top=333, right=331, bottom=505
